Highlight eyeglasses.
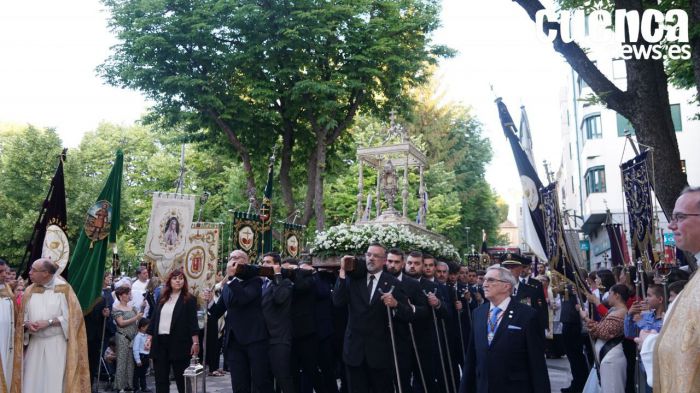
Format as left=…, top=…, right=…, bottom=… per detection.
left=483, top=277, right=509, bottom=284
left=670, top=212, right=700, bottom=223
left=365, top=252, right=387, bottom=260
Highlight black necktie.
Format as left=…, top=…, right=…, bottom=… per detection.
left=368, top=275, right=375, bottom=298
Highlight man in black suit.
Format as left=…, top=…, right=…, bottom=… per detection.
left=500, top=254, right=548, bottom=332
left=404, top=251, right=441, bottom=393
left=559, top=285, right=587, bottom=393
left=332, top=243, right=407, bottom=393
left=261, top=252, right=295, bottom=393
left=287, top=258, right=326, bottom=393
left=459, top=266, right=550, bottom=393
left=308, top=269, right=340, bottom=393
left=385, top=248, right=430, bottom=393
left=206, top=250, right=274, bottom=393
left=421, top=254, right=452, bottom=393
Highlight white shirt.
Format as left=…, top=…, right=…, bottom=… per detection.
left=130, top=278, right=149, bottom=314
left=367, top=272, right=381, bottom=298
left=490, top=297, right=511, bottom=315
left=158, top=292, right=180, bottom=335
left=488, top=297, right=511, bottom=332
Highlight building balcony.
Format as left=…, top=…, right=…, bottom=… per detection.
left=581, top=192, right=608, bottom=234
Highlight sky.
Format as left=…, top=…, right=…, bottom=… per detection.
left=0, top=0, right=568, bottom=220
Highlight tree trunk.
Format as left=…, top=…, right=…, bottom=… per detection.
left=279, top=121, right=296, bottom=216
left=625, top=60, right=688, bottom=219
left=299, top=149, right=317, bottom=226
left=313, top=129, right=328, bottom=231
left=205, top=109, right=258, bottom=201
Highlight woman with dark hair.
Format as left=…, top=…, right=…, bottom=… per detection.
left=580, top=284, right=629, bottom=393
left=146, top=269, right=199, bottom=393
left=112, top=286, right=142, bottom=392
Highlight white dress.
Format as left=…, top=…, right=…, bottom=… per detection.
left=0, top=285, right=14, bottom=390
left=22, top=284, right=70, bottom=393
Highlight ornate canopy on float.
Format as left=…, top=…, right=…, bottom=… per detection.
left=354, top=111, right=439, bottom=239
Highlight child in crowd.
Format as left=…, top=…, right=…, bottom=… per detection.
left=624, top=284, right=665, bottom=337
left=104, top=337, right=118, bottom=377
left=624, top=284, right=665, bottom=393
left=133, top=318, right=152, bottom=393
left=668, top=280, right=688, bottom=303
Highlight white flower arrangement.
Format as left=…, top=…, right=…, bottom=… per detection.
left=311, top=224, right=461, bottom=261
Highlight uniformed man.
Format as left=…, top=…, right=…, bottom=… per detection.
left=500, top=253, right=548, bottom=332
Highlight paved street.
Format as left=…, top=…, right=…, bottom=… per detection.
left=110, top=356, right=574, bottom=393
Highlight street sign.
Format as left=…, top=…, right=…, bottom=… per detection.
left=663, top=232, right=675, bottom=246
left=579, top=240, right=590, bottom=251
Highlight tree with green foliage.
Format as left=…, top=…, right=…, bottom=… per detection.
left=99, top=0, right=452, bottom=230
left=0, top=126, right=64, bottom=264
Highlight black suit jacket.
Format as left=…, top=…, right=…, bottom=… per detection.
left=313, top=271, right=335, bottom=341
left=393, top=274, right=430, bottom=357
left=512, top=281, right=548, bottom=331
left=261, top=274, right=293, bottom=345
left=460, top=301, right=550, bottom=393
left=332, top=270, right=407, bottom=369
left=291, top=269, right=317, bottom=339
left=147, top=293, right=199, bottom=361
left=210, top=276, right=268, bottom=346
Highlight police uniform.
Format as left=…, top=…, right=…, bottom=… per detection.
left=500, top=254, right=549, bottom=332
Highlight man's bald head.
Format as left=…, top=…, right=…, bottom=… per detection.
left=29, top=258, right=57, bottom=286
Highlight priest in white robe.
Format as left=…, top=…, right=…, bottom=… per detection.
left=638, top=187, right=700, bottom=393
left=16, top=258, right=90, bottom=393
left=0, top=258, right=18, bottom=393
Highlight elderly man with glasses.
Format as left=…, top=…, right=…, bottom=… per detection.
left=459, top=265, right=550, bottom=393
left=17, top=258, right=90, bottom=393
left=638, top=186, right=700, bottom=393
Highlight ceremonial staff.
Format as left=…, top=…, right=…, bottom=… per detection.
left=379, top=286, right=403, bottom=393
left=94, top=292, right=109, bottom=392
left=452, top=284, right=466, bottom=360
left=407, top=322, right=428, bottom=393
left=425, top=289, right=451, bottom=393
left=441, top=317, right=457, bottom=393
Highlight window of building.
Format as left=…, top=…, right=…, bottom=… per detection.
left=583, top=114, right=603, bottom=140
left=671, top=104, right=682, bottom=131
left=616, top=113, right=635, bottom=136
left=585, top=166, right=606, bottom=195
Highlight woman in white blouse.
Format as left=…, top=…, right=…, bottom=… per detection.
left=145, top=269, right=199, bottom=393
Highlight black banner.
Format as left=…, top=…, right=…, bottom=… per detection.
left=20, top=149, right=68, bottom=279
left=620, top=151, right=656, bottom=270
